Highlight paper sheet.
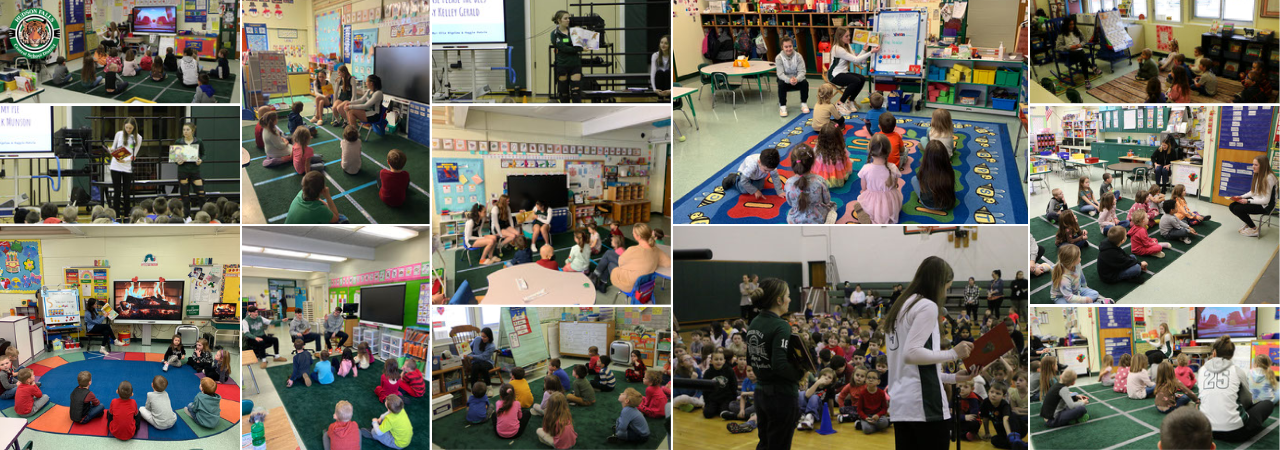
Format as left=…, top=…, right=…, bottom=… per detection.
left=570, top=27, right=600, bottom=51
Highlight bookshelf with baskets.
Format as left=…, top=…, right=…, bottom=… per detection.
left=1060, top=111, right=1099, bottom=153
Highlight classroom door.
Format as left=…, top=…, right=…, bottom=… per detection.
left=808, top=261, right=827, bottom=289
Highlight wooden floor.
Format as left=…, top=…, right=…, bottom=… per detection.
left=674, top=408, right=1001, bottom=450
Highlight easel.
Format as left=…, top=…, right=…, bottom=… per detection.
left=870, top=8, right=928, bottom=106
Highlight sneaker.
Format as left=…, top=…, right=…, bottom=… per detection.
left=966, top=432, right=977, bottom=441
left=1202, top=215, right=1212, bottom=222
left=1099, top=298, right=1115, bottom=304
left=835, top=102, right=851, bottom=117
left=727, top=422, right=755, bottom=434
left=1182, top=237, right=1192, bottom=244
left=854, top=421, right=862, bottom=430
left=720, top=411, right=736, bottom=420
left=801, top=103, right=810, bottom=114
left=100, top=346, right=109, bottom=356
left=1093, top=67, right=1103, bottom=76
left=800, top=413, right=814, bottom=430
left=1243, top=227, right=1259, bottom=237
left=1153, top=251, right=1166, bottom=258
left=1080, top=413, right=1092, bottom=422
left=302, top=373, right=312, bottom=387
left=780, top=105, right=788, bottom=117
left=115, top=339, right=127, bottom=347
left=606, top=435, right=621, bottom=444
left=721, top=173, right=740, bottom=191
left=1089, top=210, right=1097, bottom=217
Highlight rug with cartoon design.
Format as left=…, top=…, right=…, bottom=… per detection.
left=673, top=112, right=1028, bottom=224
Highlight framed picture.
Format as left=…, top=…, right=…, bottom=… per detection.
left=1264, top=0, right=1279, bottom=18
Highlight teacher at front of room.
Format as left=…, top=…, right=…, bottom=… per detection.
left=84, top=299, right=127, bottom=355
left=884, top=256, right=977, bottom=450
left=828, top=27, right=878, bottom=114
left=1228, top=155, right=1277, bottom=238
left=345, top=74, right=384, bottom=126
left=745, top=278, right=804, bottom=449
left=467, top=327, right=497, bottom=386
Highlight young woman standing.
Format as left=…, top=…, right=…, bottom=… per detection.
left=551, top=11, right=584, bottom=103
left=744, top=278, right=803, bottom=449
left=109, top=117, right=142, bottom=214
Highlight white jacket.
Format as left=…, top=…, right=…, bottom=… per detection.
left=108, top=130, right=140, bottom=173
left=179, top=56, right=199, bottom=85
left=1198, top=357, right=1253, bottom=432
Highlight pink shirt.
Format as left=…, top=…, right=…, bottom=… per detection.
left=495, top=400, right=523, bottom=438
left=551, top=422, right=577, bottom=449
left=292, top=144, right=314, bottom=175
left=1114, top=367, right=1130, bottom=393
left=1175, top=366, right=1196, bottom=388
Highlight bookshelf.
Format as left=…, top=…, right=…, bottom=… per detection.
left=436, top=211, right=468, bottom=251
left=1201, top=33, right=1277, bottom=88
left=699, top=11, right=876, bottom=76
left=1060, top=111, right=1100, bottom=151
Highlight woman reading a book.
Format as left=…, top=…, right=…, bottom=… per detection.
left=175, top=122, right=206, bottom=210
left=109, top=118, right=141, bottom=215
left=883, top=256, right=978, bottom=450
left=827, top=27, right=878, bottom=114
left=84, top=299, right=126, bottom=356
left=745, top=278, right=803, bottom=448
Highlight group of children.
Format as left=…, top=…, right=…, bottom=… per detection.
left=70, top=42, right=230, bottom=101
left=295, top=340, right=420, bottom=449
left=1041, top=177, right=1214, bottom=303
left=14, top=196, right=240, bottom=224
left=1133, top=39, right=1272, bottom=103
left=465, top=349, right=667, bottom=448
left=720, top=95, right=961, bottom=224
left=672, top=314, right=1029, bottom=449
left=250, top=105, right=412, bottom=224
left=1036, top=337, right=1277, bottom=445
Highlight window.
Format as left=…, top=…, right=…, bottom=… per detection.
left=1125, top=0, right=1148, bottom=19
left=432, top=307, right=471, bottom=338
left=1213, top=0, right=1257, bottom=21
left=1091, top=0, right=1116, bottom=13
left=1194, top=0, right=1221, bottom=19
left=481, top=307, right=502, bottom=329
left=1154, top=0, right=1182, bottom=21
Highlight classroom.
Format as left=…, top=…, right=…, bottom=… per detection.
left=431, top=0, right=671, bottom=103
left=239, top=0, right=431, bottom=225
left=429, top=306, right=672, bottom=449
left=0, top=226, right=241, bottom=448
left=1028, top=105, right=1279, bottom=304
left=673, top=225, right=1030, bottom=449
left=2, top=1, right=240, bottom=103
left=670, top=1, right=1029, bottom=225
left=430, top=105, right=673, bottom=306
left=0, top=105, right=242, bottom=224
left=1028, top=0, right=1279, bottom=103
left=1029, top=306, right=1279, bottom=450
left=239, top=225, right=429, bottom=450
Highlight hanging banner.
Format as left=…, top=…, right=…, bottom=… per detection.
left=329, top=262, right=429, bottom=288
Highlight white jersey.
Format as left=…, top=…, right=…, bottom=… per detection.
left=1198, top=357, right=1249, bottom=432
left=886, top=294, right=957, bottom=422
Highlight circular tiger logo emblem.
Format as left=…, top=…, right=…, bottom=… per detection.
left=10, top=8, right=60, bottom=60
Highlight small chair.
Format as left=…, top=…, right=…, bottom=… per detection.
left=697, top=63, right=714, bottom=101
left=1128, top=167, right=1151, bottom=195
left=448, top=279, right=477, bottom=305
left=359, top=104, right=389, bottom=141
left=711, top=72, right=744, bottom=108
left=460, top=236, right=486, bottom=267
left=616, top=272, right=658, bottom=305
left=1254, top=187, right=1277, bottom=235
left=450, top=325, right=504, bottom=385
left=1029, top=174, right=1050, bottom=194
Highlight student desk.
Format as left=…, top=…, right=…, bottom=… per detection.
left=241, top=350, right=260, bottom=395
left=484, top=263, right=595, bottom=305
left=0, top=88, right=42, bottom=103
left=699, top=61, right=776, bottom=107
left=1106, top=162, right=1148, bottom=195
left=672, top=86, right=699, bottom=136
left=241, top=406, right=300, bottom=450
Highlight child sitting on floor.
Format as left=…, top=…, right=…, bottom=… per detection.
left=608, top=388, right=651, bottom=444
left=466, top=382, right=492, bottom=425
left=286, top=172, right=347, bottom=224
left=857, top=369, right=890, bottom=434
left=1045, top=188, right=1068, bottom=223
left=875, top=112, right=906, bottom=172
left=1098, top=226, right=1147, bottom=284
left=1050, top=244, right=1115, bottom=304
left=504, top=235, right=533, bottom=267
left=140, top=375, right=177, bottom=430
left=192, top=74, right=216, bottom=103
left=326, top=400, right=361, bottom=450
left=400, top=359, right=425, bottom=398
left=928, top=108, right=956, bottom=156
left=162, top=47, right=178, bottom=72
left=957, top=380, right=983, bottom=441
left=535, top=245, right=558, bottom=270
left=567, top=365, right=596, bottom=406
left=1077, top=176, right=1099, bottom=216
left=720, top=147, right=782, bottom=201
left=639, top=370, right=669, bottom=418
left=509, top=367, right=536, bottom=408
left=314, top=350, right=335, bottom=385
left=107, top=381, right=139, bottom=440
left=375, top=363, right=402, bottom=402
left=341, top=125, right=362, bottom=175
left=495, top=384, right=530, bottom=439
left=1097, top=194, right=1129, bottom=235
left=1128, top=210, right=1172, bottom=258
left=1054, top=209, right=1089, bottom=251
left=1158, top=408, right=1215, bottom=450
left=535, top=392, right=577, bottom=449
left=1171, top=184, right=1209, bottom=225
left=1154, top=360, right=1198, bottom=413
left=1114, top=354, right=1132, bottom=394
left=1129, top=191, right=1159, bottom=229
left=363, top=394, right=412, bottom=448
left=1127, top=353, right=1156, bottom=399
left=291, top=128, right=325, bottom=174
left=1040, top=370, right=1088, bottom=428
left=592, top=355, right=617, bottom=392
left=1135, top=48, right=1158, bottom=81
left=863, top=92, right=885, bottom=134
left=531, top=376, right=564, bottom=416
left=140, top=50, right=153, bottom=72
left=1158, top=199, right=1198, bottom=245
left=812, top=83, right=845, bottom=130
left=69, top=370, right=105, bottom=424
left=187, top=378, right=222, bottom=428
left=626, top=350, right=648, bottom=382
left=287, top=338, right=313, bottom=387
left=1175, top=354, right=1197, bottom=389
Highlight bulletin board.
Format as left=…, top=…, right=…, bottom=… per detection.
left=315, top=10, right=342, bottom=58
left=245, top=23, right=269, bottom=52
left=271, top=28, right=309, bottom=70
left=349, top=28, right=379, bottom=80
left=1253, top=340, right=1278, bottom=376
left=566, top=161, right=605, bottom=201
left=433, top=158, right=486, bottom=214
left=1096, top=307, right=1133, bottom=368
left=1214, top=106, right=1277, bottom=206
left=221, top=264, right=240, bottom=304
left=501, top=307, right=549, bottom=367
left=0, top=240, right=43, bottom=294
left=186, top=264, right=224, bottom=318
left=64, top=266, right=110, bottom=303
left=872, top=9, right=925, bottom=75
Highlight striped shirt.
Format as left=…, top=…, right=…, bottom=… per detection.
left=597, top=366, right=617, bottom=389
left=886, top=295, right=957, bottom=422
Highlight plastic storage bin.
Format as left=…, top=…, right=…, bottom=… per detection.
left=991, top=97, right=1017, bottom=110
left=958, top=89, right=981, bottom=105
left=973, top=68, right=996, bottom=85
left=996, top=67, right=1022, bottom=87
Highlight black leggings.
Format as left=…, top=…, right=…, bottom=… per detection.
left=178, top=172, right=204, bottom=210
left=470, top=359, right=494, bottom=385
left=110, top=170, right=133, bottom=215
left=247, top=335, right=280, bottom=359
left=1036, top=245, right=1046, bottom=262
left=555, top=66, right=583, bottom=103
left=755, top=385, right=800, bottom=449
left=893, top=420, right=951, bottom=450
left=1067, top=50, right=1096, bottom=71
left=1213, top=400, right=1277, bottom=442
left=778, top=79, right=810, bottom=106
left=828, top=69, right=866, bottom=103
left=89, top=323, right=115, bottom=349
left=1229, top=201, right=1267, bottom=228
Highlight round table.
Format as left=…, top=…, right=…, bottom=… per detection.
left=1107, top=162, right=1148, bottom=194
left=484, top=263, right=596, bottom=305
left=699, top=61, right=777, bottom=106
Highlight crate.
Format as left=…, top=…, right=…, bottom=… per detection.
left=887, top=91, right=902, bottom=111
left=973, top=68, right=996, bottom=85
left=996, top=68, right=1022, bottom=87
left=991, top=97, right=1017, bottom=111
left=958, top=89, right=981, bottom=105
left=896, top=93, right=913, bottom=112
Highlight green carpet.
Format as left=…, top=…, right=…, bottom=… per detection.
left=453, top=226, right=637, bottom=295
left=1030, top=199, right=1223, bottom=304
left=241, top=117, right=429, bottom=224
left=430, top=369, right=667, bottom=449
left=63, top=68, right=235, bottom=102
left=266, top=358, right=429, bottom=450
left=1030, top=382, right=1279, bottom=449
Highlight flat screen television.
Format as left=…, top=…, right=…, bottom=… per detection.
left=132, top=6, right=177, bottom=34
left=212, top=303, right=237, bottom=321
left=1195, top=307, right=1258, bottom=340
left=360, top=284, right=405, bottom=328
left=508, top=174, right=569, bottom=210
left=111, top=280, right=184, bottom=324
left=373, top=47, right=431, bottom=103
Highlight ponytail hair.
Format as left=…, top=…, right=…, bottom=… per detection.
left=790, top=144, right=816, bottom=212
left=631, top=222, right=656, bottom=246
left=750, top=278, right=790, bottom=311
left=498, top=383, right=516, bottom=414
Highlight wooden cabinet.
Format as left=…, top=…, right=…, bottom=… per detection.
left=609, top=200, right=652, bottom=226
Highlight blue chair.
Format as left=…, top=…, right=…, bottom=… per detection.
left=360, top=104, right=389, bottom=141
left=1047, top=18, right=1098, bottom=86
left=616, top=272, right=657, bottom=305
left=461, top=236, right=488, bottom=267
left=449, top=279, right=477, bottom=305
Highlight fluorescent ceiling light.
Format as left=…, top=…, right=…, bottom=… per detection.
left=307, top=253, right=348, bottom=262
left=242, top=245, right=263, bottom=253
left=243, top=266, right=314, bottom=273
left=262, top=248, right=309, bottom=258
left=356, top=226, right=419, bottom=240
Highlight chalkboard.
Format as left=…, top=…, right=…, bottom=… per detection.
left=1218, top=106, right=1274, bottom=152
left=674, top=261, right=803, bottom=323
left=873, top=10, right=925, bottom=74
left=559, top=322, right=611, bottom=357
left=501, top=307, right=549, bottom=367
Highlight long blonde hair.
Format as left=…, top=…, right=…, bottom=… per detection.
left=1101, top=354, right=1114, bottom=373
left=1252, top=155, right=1275, bottom=196
left=631, top=222, right=655, bottom=246
left=1130, top=353, right=1149, bottom=372
left=541, top=391, right=573, bottom=437
left=1051, top=244, right=1081, bottom=291
left=1255, top=355, right=1278, bottom=389
left=1039, top=355, right=1057, bottom=395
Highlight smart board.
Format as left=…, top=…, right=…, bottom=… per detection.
left=431, top=0, right=507, bottom=44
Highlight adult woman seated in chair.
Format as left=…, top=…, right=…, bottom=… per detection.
left=346, top=74, right=384, bottom=127
left=1055, top=16, right=1102, bottom=77
left=467, top=328, right=497, bottom=386
left=1151, top=135, right=1184, bottom=194
left=84, top=299, right=126, bottom=356
left=465, top=203, right=500, bottom=265
left=490, top=194, right=521, bottom=256
left=610, top=223, right=671, bottom=294
left=1228, top=155, right=1277, bottom=238
left=827, top=27, right=878, bottom=114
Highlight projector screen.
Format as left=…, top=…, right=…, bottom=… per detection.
left=112, top=280, right=185, bottom=324
left=374, top=47, right=431, bottom=103
left=360, top=284, right=406, bottom=328
left=132, top=6, right=177, bottom=34
left=431, top=0, right=507, bottom=44
left=0, top=105, right=53, bottom=155
left=1195, top=307, right=1258, bottom=340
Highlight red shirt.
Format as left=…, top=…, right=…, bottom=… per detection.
left=857, top=387, right=888, bottom=418
left=878, top=131, right=904, bottom=166
left=588, top=355, right=600, bottom=373
left=401, top=369, right=426, bottom=397
left=41, top=217, right=62, bottom=224
left=14, top=383, right=41, bottom=415
left=109, top=398, right=139, bottom=440
left=610, top=228, right=623, bottom=237
left=254, top=125, right=264, bottom=150
left=379, top=169, right=410, bottom=207
left=638, top=385, right=669, bottom=418
left=140, top=55, right=153, bottom=71
left=536, top=259, right=559, bottom=270
left=837, top=383, right=865, bottom=408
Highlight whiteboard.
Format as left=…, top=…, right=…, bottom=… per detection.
left=559, top=322, right=611, bottom=357
left=40, top=288, right=81, bottom=329
left=1124, top=110, right=1137, bottom=129
left=873, top=10, right=925, bottom=74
